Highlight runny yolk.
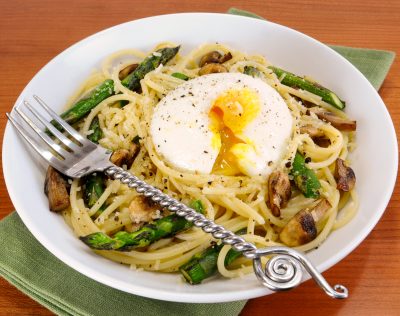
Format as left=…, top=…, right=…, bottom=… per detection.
left=212, top=126, right=243, bottom=175
left=209, top=88, right=260, bottom=176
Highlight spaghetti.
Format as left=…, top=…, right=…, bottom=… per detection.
left=59, top=43, right=358, bottom=279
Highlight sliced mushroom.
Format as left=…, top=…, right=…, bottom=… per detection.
left=314, top=137, right=331, bottom=148
left=335, top=158, right=356, bottom=192
left=199, top=51, right=233, bottom=67
left=118, top=64, right=138, bottom=80
left=310, top=107, right=356, bottom=131
left=199, top=51, right=222, bottom=67
left=299, top=124, right=325, bottom=138
left=44, top=166, right=70, bottom=212
left=129, top=196, right=161, bottom=224
left=198, top=63, right=228, bottom=76
left=218, top=52, right=233, bottom=64
left=110, top=143, right=140, bottom=168
left=279, top=199, right=331, bottom=247
left=267, top=171, right=292, bottom=217
left=299, top=125, right=331, bottom=147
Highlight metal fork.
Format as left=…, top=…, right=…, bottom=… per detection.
left=7, top=95, right=348, bottom=299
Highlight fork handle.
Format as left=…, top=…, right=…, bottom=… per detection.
left=105, top=165, right=348, bottom=299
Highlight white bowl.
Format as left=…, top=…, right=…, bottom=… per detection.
left=3, top=13, right=398, bottom=303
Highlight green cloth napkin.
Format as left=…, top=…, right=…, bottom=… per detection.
left=0, top=8, right=395, bottom=316
left=0, top=213, right=246, bottom=316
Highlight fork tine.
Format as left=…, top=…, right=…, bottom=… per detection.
left=23, top=100, right=82, bottom=152
left=14, top=105, right=71, bottom=158
left=33, top=95, right=87, bottom=144
left=6, top=113, right=66, bottom=172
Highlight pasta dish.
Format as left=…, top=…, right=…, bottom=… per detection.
left=44, top=43, right=358, bottom=284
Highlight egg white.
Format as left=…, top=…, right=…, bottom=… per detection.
left=150, top=73, right=293, bottom=176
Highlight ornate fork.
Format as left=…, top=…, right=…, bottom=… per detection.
left=7, top=95, right=348, bottom=299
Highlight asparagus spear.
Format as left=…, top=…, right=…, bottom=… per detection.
left=243, top=66, right=262, bottom=78
left=290, top=152, right=321, bottom=198
left=83, top=173, right=106, bottom=208
left=80, top=199, right=204, bottom=251
left=121, top=46, right=180, bottom=91
left=180, top=243, right=222, bottom=284
left=171, top=72, right=189, bottom=81
left=60, top=79, right=114, bottom=125
left=87, top=116, right=103, bottom=144
left=54, top=47, right=179, bottom=129
left=179, top=229, right=246, bottom=284
left=53, top=47, right=179, bottom=129
left=268, top=66, right=345, bottom=110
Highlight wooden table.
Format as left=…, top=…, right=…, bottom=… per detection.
left=1, top=0, right=399, bottom=315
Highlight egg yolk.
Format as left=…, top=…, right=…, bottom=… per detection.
left=209, top=88, right=260, bottom=175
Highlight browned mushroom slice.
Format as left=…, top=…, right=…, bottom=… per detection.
left=199, top=51, right=233, bottom=67
left=118, top=64, right=139, bottom=80
left=335, top=158, right=356, bottom=192
left=310, top=107, right=356, bottom=131
left=44, top=166, right=70, bottom=212
left=313, top=137, right=331, bottom=148
left=279, top=199, right=331, bottom=247
left=267, top=171, right=292, bottom=217
left=129, top=196, right=161, bottom=224
left=198, top=63, right=228, bottom=76
left=299, top=125, right=331, bottom=147
left=299, top=124, right=325, bottom=138
left=218, top=52, right=233, bottom=64
left=110, top=143, right=140, bottom=168
left=199, top=51, right=222, bottom=67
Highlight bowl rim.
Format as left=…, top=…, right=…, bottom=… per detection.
left=2, top=12, right=398, bottom=303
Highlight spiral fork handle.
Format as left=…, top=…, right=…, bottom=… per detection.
left=105, top=166, right=348, bottom=299
left=252, top=247, right=348, bottom=299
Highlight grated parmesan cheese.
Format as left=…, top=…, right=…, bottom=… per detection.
left=154, top=64, right=163, bottom=73
left=151, top=209, right=162, bottom=219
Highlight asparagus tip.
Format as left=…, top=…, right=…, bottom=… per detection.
left=79, top=232, right=120, bottom=250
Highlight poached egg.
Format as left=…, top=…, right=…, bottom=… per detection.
left=150, top=73, right=293, bottom=177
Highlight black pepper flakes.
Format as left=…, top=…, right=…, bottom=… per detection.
left=305, top=157, right=312, bottom=163
left=285, top=161, right=292, bottom=168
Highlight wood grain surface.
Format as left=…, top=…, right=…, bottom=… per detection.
left=0, top=0, right=399, bottom=315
